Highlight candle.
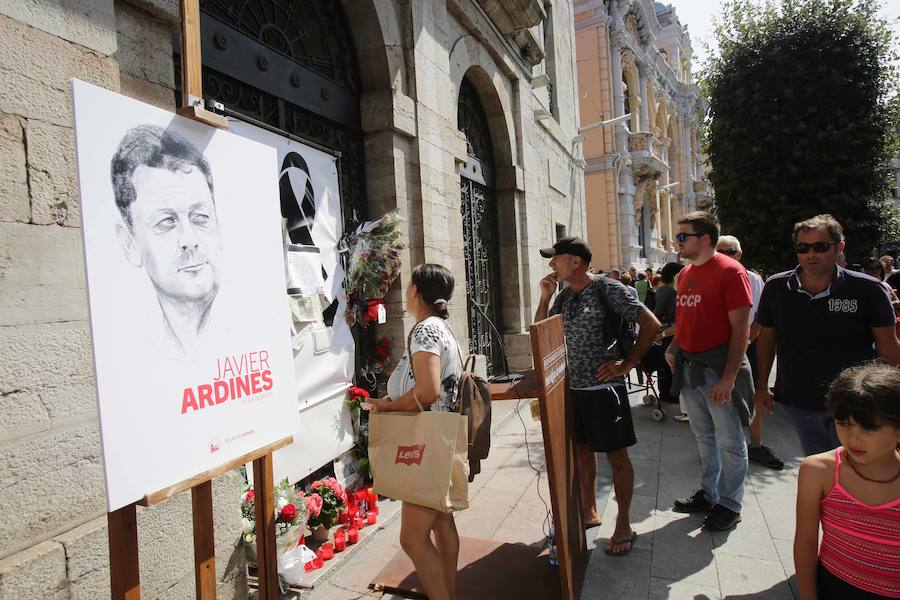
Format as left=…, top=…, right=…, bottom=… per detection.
left=352, top=516, right=364, bottom=530
left=315, top=549, right=324, bottom=561
left=338, top=510, right=350, bottom=524
left=366, top=486, right=378, bottom=507
left=313, top=556, right=324, bottom=569
left=334, top=528, right=346, bottom=552
left=304, top=560, right=314, bottom=572
left=356, top=490, right=368, bottom=515
left=366, top=511, right=377, bottom=526
left=347, top=526, right=359, bottom=544
left=322, top=543, right=334, bottom=560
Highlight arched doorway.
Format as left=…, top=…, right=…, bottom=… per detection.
left=175, top=0, right=368, bottom=230
left=457, top=78, right=504, bottom=375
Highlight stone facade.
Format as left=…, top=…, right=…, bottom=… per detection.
left=0, top=0, right=583, bottom=595
left=574, top=0, right=707, bottom=271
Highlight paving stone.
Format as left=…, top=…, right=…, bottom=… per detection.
left=581, top=545, right=651, bottom=600
left=755, top=492, right=798, bottom=542
left=709, top=502, right=780, bottom=562
left=649, top=515, right=720, bottom=589
left=715, top=554, right=793, bottom=599
left=649, top=576, right=722, bottom=600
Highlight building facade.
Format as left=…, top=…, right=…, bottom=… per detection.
left=574, top=0, right=708, bottom=271
left=0, top=0, right=583, bottom=595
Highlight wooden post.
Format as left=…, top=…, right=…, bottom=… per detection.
left=109, top=503, right=141, bottom=600
left=252, top=452, right=279, bottom=600
left=177, top=0, right=229, bottom=129
left=192, top=480, right=217, bottom=599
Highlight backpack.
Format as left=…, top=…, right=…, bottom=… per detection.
left=406, top=322, right=492, bottom=481
left=595, top=276, right=637, bottom=359
left=456, top=355, right=492, bottom=482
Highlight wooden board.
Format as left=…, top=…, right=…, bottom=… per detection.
left=488, top=369, right=540, bottom=401
left=529, top=315, right=586, bottom=600
left=370, top=537, right=560, bottom=600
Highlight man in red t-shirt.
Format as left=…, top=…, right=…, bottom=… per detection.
left=664, top=211, right=753, bottom=532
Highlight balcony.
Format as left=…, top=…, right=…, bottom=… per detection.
left=628, top=132, right=668, bottom=176
left=477, top=0, right=545, bottom=34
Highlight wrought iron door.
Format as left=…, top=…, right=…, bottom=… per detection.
left=458, top=79, right=504, bottom=375
left=174, top=0, right=367, bottom=230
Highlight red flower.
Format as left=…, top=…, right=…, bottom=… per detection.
left=305, top=493, right=323, bottom=517
left=280, top=503, right=297, bottom=522
left=374, top=345, right=390, bottom=359
left=246, top=489, right=255, bottom=503
left=348, top=386, right=370, bottom=400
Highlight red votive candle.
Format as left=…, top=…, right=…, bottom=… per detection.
left=347, top=526, right=359, bottom=544
left=366, top=511, right=377, bottom=525
left=304, top=560, right=314, bottom=572
left=322, top=543, right=334, bottom=560
left=366, top=486, right=378, bottom=506
left=353, top=516, right=364, bottom=529
left=334, top=529, right=346, bottom=552
left=338, top=510, right=350, bottom=524
left=313, top=556, right=324, bottom=569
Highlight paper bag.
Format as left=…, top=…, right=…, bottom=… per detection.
left=368, top=411, right=468, bottom=513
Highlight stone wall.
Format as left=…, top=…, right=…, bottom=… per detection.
left=0, top=1, right=245, bottom=597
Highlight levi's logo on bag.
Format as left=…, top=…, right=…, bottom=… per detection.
left=395, top=444, right=425, bottom=465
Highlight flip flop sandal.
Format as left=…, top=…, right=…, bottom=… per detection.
left=584, top=521, right=602, bottom=529
left=603, top=531, right=637, bottom=556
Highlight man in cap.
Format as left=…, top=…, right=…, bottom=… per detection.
left=535, top=236, right=661, bottom=556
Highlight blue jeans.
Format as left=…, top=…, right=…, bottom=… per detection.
left=681, top=366, right=748, bottom=513
left=781, top=404, right=840, bottom=456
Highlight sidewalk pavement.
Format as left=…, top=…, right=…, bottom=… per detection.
left=284, top=374, right=804, bottom=600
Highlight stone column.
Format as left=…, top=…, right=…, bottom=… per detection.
left=609, top=22, right=627, bottom=154
left=638, top=64, right=650, bottom=133
left=618, top=172, right=641, bottom=267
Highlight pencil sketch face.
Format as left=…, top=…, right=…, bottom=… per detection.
left=120, top=165, right=221, bottom=307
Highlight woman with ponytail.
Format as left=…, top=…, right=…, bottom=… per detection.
left=365, top=263, right=462, bottom=600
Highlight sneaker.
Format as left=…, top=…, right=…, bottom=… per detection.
left=702, top=505, right=742, bottom=531
left=673, top=490, right=714, bottom=513
left=748, top=444, right=784, bottom=470
left=673, top=413, right=689, bottom=423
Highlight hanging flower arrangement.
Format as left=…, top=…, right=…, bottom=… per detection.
left=344, top=210, right=404, bottom=326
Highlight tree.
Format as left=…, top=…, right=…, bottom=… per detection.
left=702, top=0, right=899, bottom=272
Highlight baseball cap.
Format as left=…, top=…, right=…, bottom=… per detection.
left=539, top=236, right=592, bottom=262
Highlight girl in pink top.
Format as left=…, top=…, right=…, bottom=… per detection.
left=795, top=364, right=900, bottom=599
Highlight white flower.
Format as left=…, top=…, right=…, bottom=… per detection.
left=276, top=497, right=288, bottom=511
left=242, top=518, right=254, bottom=534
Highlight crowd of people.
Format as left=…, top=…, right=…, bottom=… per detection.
left=362, top=212, right=898, bottom=600
left=538, top=212, right=899, bottom=599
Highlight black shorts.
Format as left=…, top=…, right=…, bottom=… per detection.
left=571, top=385, right=637, bottom=453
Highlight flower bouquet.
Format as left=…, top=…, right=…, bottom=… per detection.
left=240, top=478, right=309, bottom=557
left=344, top=210, right=404, bottom=326
left=305, top=477, right=347, bottom=538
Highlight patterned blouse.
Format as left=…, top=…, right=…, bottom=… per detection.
left=386, top=317, right=461, bottom=412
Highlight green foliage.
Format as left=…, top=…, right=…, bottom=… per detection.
left=702, top=0, right=899, bottom=272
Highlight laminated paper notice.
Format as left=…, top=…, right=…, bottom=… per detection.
left=286, top=245, right=325, bottom=295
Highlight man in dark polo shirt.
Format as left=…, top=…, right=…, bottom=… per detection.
left=535, top=236, right=660, bottom=556
left=754, top=214, right=900, bottom=456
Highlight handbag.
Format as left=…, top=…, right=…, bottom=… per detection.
left=368, top=403, right=469, bottom=512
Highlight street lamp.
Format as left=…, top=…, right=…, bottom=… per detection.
left=578, top=113, right=632, bottom=133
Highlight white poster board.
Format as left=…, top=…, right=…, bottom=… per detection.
left=72, top=80, right=296, bottom=511
left=229, top=121, right=356, bottom=483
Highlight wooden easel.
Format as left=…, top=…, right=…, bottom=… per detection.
left=108, top=436, right=293, bottom=600
left=106, top=3, right=287, bottom=599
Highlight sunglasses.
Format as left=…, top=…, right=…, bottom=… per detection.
left=676, top=232, right=703, bottom=243
left=719, top=248, right=739, bottom=256
left=795, top=242, right=837, bottom=254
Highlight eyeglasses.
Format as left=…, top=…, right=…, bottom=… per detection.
left=795, top=242, right=837, bottom=254
left=676, top=232, right=703, bottom=243
left=718, top=248, right=739, bottom=256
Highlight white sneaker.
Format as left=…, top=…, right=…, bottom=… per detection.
left=673, top=413, right=689, bottom=423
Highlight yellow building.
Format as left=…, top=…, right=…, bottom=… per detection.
left=575, top=0, right=709, bottom=270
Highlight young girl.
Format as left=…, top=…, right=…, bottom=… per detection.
left=794, top=364, right=900, bottom=599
